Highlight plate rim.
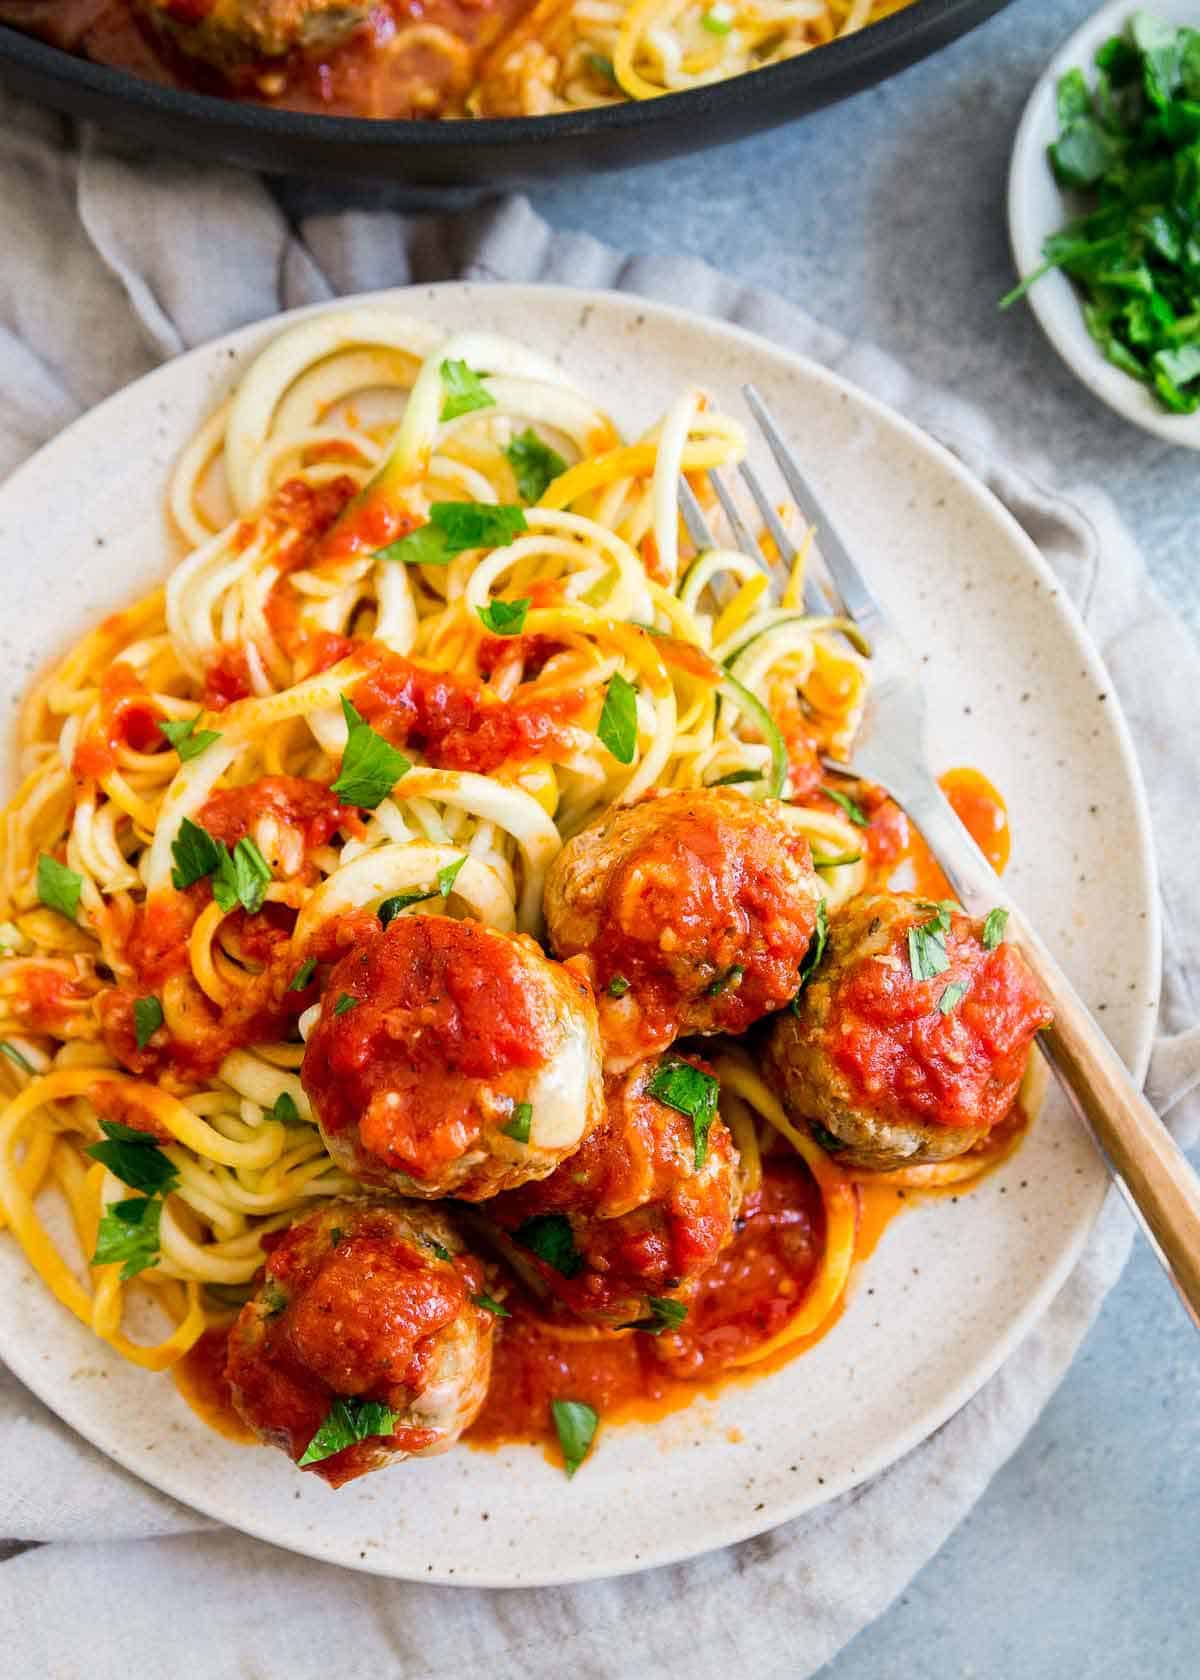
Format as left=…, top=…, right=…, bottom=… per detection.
left=1007, top=0, right=1200, bottom=449
left=0, top=281, right=1162, bottom=1583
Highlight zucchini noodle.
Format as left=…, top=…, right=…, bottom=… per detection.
left=0, top=309, right=869, bottom=1377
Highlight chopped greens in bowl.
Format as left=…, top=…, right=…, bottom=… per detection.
left=1004, top=11, right=1200, bottom=415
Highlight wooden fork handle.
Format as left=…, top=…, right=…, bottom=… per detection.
left=901, top=781, right=1200, bottom=1329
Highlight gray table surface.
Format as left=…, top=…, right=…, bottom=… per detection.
left=523, top=0, right=1200, bottom=1672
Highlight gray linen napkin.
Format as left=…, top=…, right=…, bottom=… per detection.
left=1, top=94, right=1197, bottom=1680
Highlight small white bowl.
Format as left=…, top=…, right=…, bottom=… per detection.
left=1008, top=0, right=1200, bottom=447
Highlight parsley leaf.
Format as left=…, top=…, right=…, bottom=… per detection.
left=158, top=714, right=222, bottom=762
left=86, top=1118, right=178, bottom=1196
left=437, top=855, right=467, bottom=898
left=288, top=956, right=317, bottom=992
left=938, top=981, right=967, bottom=1016
left=331, top=695, right=411, bottom=809
left=439, top=358, right=495, bottom=423
left=708, top=768, right=763, bottom=787
left=586, top=52, right=616, bottom=84
left=0, top=1040, right=34, bottom=1075
left=270, top=1090, right=304, bottom=1125
left=597, top=671, right=638, bottom=765
left=981, top=907, right=1009, bottom=950
left=793, top=899, right=829, bottom=1003
left=378, top=888, right=439, bottom=927
left=514, top=1212, right=583, bottom=1278
left=647, top=1058, right=719, bottom=1169
left=706, top=964, right=744, bottom=996
left=298, top=1396, right=398, bottom=1467
left=332, top=993, right=357, bottom=1016
left=501, top=1101, right=532, bottom=1144
left=607, top=974, right=631, bottom=998
left=908, top=915, right=951, bottom=982
left=92, top=1194, right=164, bottom=1280
left=37, top=854, right=82, bottom=922
left=132, top=995, right=163, bottom=1050
left=474, top=1292, right=510, bottom=1317
left=552, top=1398, right=598, bottom=1478
left=504, top=429, right=567, bottom=502
left=477, top=597, right=530, bottom=636
left=212, top=836, right=272, bottom=916
left=377, top=502, right=529, bottom=568
left=822, top=785, right=868, bottom=827
left=426, top=1238, right=453, bottom=1263
left=622, top=1297, right=688, bottom=1336
left=170, top=817, right=223, bottom=891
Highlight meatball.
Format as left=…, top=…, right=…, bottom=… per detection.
left=138, top=0, right=366, bottom=69
left=765, top=892, right=1052, bottom=1170
left=301, top=914, right=603, bottom=1201
left=488, top=1054, right=741, bottom=1326
left=544, top=787, right=822, bottom=1068
left=226, top=1199, right=494, bottom=1486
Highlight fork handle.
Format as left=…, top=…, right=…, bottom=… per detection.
left=901, top=782, right=1200, bottom=1329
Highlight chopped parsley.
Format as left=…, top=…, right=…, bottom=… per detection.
left=437, top=856, right=467, bottom=898
left=132, top=995, right=164, bottom=1050
left=170, top=818, right=223, bottom=890
left=91, top=1194, right=164, bottom=1280
left=375, top=503, right=528, bottom=568
left=513, top=1212, right=583, bottom=1278
left=330, top=1227, right=343, bottom=1248
left=298, top=1396, right=398, bottom=1467
left=270, top=1091, right=304, bottom=1126
left=426, top=1238, right=453, bottom=1263
left=37, top=854, right=82, bottom=922
left=439, top=358, right=495, bottom=423
left=212, top=836, right=272, bottom=916
left=85, top=1118, right=178, bottom=1196
left=378, top=888, right=439, bottom=926
left=477, top=597, right=530, bottom=636
left=596, top=670, right=638, bottom=765
left=622, top=1297, right=688, bottom=1336
left=288, top=956, right=317, bottom=992
left=158, top=714, right=221, bottom=762
left=982, top=907, right=1009, bottom=950
left=607, top=974, right=631, bottom=998
left=504, top=429, right=567, bottom=502
left=552, top=1398, right=599, bottom=1478
left=907, top=912, right=951, bottom=983
left=585, top=52, right=617, bottom=84
left=938, top=981, right=968, bottom=1016
left=501, top=1101, right=533, bottom=1145
left=332, top=993, right=358, bottom=1016
left=647, top=1058, right=720, bottom=1169
left=330, top=695, right=411, bottom=809
left=706, top=965, right=744, bottom=996
left=473, top=1292, right=510, bottom=1317
left=822, top=785, right=868, bottom=828
left=793, top=899, right=829, bottom=1002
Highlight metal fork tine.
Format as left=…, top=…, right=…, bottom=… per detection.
left=707, top=470, right=765, bottom=567
left=737, top=459, right=830, bottom=619
left=743, top=383, right=891, bottom=646
left=677, top=476, right=717, bottom=552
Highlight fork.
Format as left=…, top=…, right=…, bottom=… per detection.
left=678, top=386, right=1200, bottom=1328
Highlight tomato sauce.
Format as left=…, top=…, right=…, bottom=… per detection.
left=348, top=644, right=587, bottom=776
left=175, top=1326, right=258, bottom=1444
left=10, top=964, right=96, bottom=1034
left=864, top=767, right=1010, bottom=898
left=72, top=661, right=163, bottom=780
left=199, top=775, right=356, bottom=853
left=202, top=647, right=254, bottom=710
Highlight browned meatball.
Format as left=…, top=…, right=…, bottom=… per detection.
left=764, top=891, right=1052, bottom=1170
left=487, top=1054, right=741, bottom=1326
left=138, top=0, right=366, bottom=68
left=226, top=1199, right=495, bottom=1487
left=544, top=787, right=822, bottom=1069
left=301, top=913, right=603, bottom=1201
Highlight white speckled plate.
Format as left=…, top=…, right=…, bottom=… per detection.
left=1008, top=0, right=1200, bottom=447
left=0, top=285, right=1159, bottom=1585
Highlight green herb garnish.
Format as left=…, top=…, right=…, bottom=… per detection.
left=474, top=1292, right=511, bottom=1317
left=332, top=993, right=357, bottom=1016
left=501, top=1101, right=533, bottom=1144
left=132, top=995, right=164, bottom=1050
left=331, top=695, right=411, bottom=809
left=439, top=359, right=495, bottom=423
left=708, top=768, right=764, bottom=787
left=793, top=899, right=829, bottom=1002
left=504, top=429, right=567, bottom=502
left=212, top=836, right=272, bottom=916
left=37, top=854, right=82, bottom=922
left=938, top=981, right=968, bottom=1016
left=426, top=1239, right=453, bottom=1263
left=596, top=670, right=638, bottom=765
left=85, top=1119, right=178, bottom=1196
left=158, top=714, right=222, bottom=762
left=288, top=956, right=317, bottom=992
left=514, top=1212, right=583, bottom=1278
left=586, top=52, right=617, bottom=84
left=647, top=1058, right=719, bottom=1169
left=607, top=974, right=631, bottom=997
left=622, top=1297, right=688, bottom=1336
left=298, top=1396, right=398, bottom=1467
left=170, top=818, right=223, bottom=891
left=477, top=597, right=531, bottom=636
left=92, top=1194, right=164, bottom=1280
left=378, top=888, right=439, bottom=926
left=706, top=965, right=744, bottom=996
left=375, top=503, right=528, bottom=568
left=908, top=913, right=951, bottom=983
left=437, top=856, right=467, bottom=898
left=551, top=1398, right=599, bottom=1477
left=1002, top=15, right=1200, bottom=412
left=270, top=1090, right=304, bottom=1125
left=982, top=906, right=1009, bottom=949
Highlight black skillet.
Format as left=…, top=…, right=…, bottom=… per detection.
left=0, top=0, right=1015, bottom=186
